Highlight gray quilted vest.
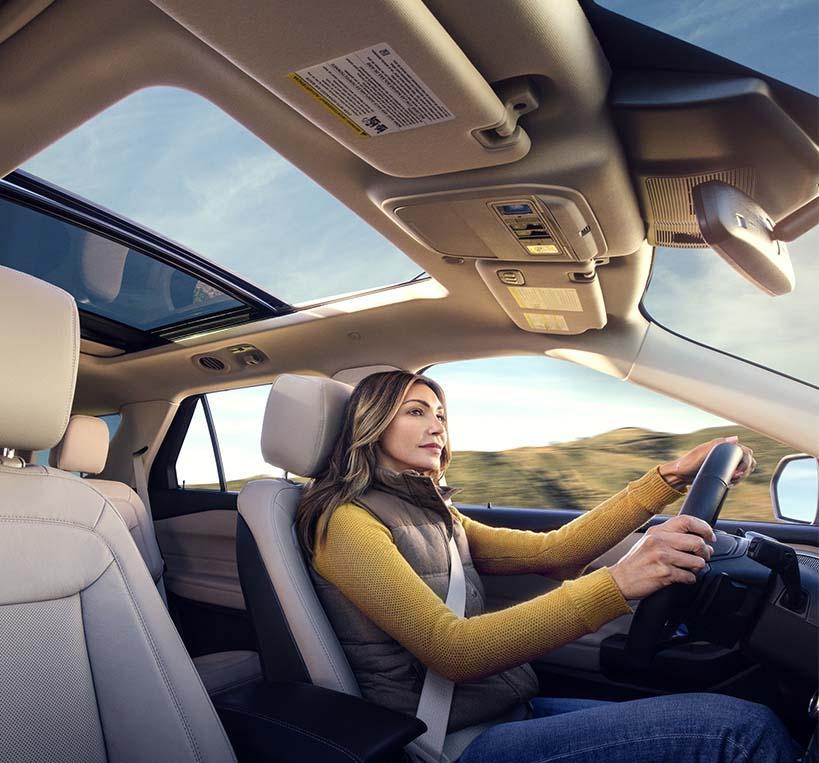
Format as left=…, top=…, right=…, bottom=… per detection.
left=311, top=469, right=538, bottom=732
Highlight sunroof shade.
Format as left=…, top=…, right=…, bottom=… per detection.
left=0, top=196, right=243, bottom=332
left=20, top=87, right=423, bottom=305
left=595, top=1, right=818, bottom=96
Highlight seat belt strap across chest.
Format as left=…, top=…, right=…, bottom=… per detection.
left=412, top=534, right=466, bottom=763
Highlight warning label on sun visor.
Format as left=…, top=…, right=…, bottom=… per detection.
left=289, top=43, right=455, bottom=138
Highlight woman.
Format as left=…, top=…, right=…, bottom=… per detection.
left=297, top=370, right=796, bottom=762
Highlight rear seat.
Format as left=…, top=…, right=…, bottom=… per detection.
left=50, top=414, right=262, bottom=695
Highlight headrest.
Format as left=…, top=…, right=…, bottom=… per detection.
left=49, top=415, right=109, bottom=474
left=261, top=374, right=353, bottom=477
left=0, top=265, right=79, bottom=451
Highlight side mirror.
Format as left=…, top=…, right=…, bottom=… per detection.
left=771, top=454, right=819, bottom=524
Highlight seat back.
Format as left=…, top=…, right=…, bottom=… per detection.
left=51, top=415, right=165, bottom=586
left=237, top=374, right=359, bottom=693
left=0, top=265, right=236, bottom=762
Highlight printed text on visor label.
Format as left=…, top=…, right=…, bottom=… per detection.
left=290, top=43, right=455, bottom=138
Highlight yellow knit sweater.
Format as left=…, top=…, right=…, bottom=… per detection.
left=312, top=467, right=684, bottom=682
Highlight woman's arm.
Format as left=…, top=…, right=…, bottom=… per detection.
left=454, top=466, right=685, bottom=580
left=313, top=503, right=630, bottom=683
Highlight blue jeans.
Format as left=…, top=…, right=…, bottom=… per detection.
left=458, top=693, right=798, bottom=763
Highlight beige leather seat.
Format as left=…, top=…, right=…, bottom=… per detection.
left=0, top=264, right=237, bottom=762
left=50, top=414, right=262, bottom=696
left=237, top=374, right=502, bottom=762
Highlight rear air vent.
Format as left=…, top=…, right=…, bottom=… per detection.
left=645, top=169, right=756, bottom=248
left=197, top=356, right=226, bottom=372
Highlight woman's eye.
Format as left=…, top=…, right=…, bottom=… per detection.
left=437, top=414, right=446, bottom=423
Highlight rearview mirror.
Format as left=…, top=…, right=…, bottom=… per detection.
left=771, top=454, right=819, bottom=524
left=693, top=181, right=794, bottom=296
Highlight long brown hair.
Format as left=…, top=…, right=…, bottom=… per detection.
left=296, top=370, right=450, bottom=556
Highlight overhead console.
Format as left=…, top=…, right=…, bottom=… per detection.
left=383, top=185, right=611, bottom=335
left=386, top=186, right=605, bottom=263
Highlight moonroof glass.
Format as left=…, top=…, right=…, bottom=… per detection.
left=0, top=197, right=242, bottom=331
left=596, top=0, right=818, bottom=95
left=20, top=87, right=423, bottom=305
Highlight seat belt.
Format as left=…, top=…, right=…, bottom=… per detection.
left=132, top=446, right=153, bottom=520
left=411, top=534, right=466, bottom=763
left=132, top=446, right=169, bottom=604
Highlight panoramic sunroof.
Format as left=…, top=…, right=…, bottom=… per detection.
left=596, top=0, right=818, bottom=96
left=20, top=87, right=423, bottom=305
left=0, top=195, right=247, bottom=337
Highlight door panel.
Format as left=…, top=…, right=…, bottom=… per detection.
left=155, top=509, right=246, bottom=610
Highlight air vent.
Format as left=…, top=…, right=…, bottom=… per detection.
left=796, top=553, right=819, bottom=573
left=197, top=356, right=226, bottom=372
left=645, top=169, right=756, bottom=248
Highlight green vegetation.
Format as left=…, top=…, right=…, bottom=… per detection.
left=446, top=425, right=790, bottom=523
left=192, top=426, right=792, bottom=524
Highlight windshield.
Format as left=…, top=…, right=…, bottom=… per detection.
left=19, top=87, right=423, bottom=306
left=596, top=0, right=818, bottom=95
left=643, top=228, right=819, bottom=387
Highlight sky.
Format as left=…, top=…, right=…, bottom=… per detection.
left=600, top=0, right=818, bottom=95
left=17, top=1, right=819, bottom=485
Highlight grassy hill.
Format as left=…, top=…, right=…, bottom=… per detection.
left=199, top=426, right=793, bottom=523
left=446, top=425, right=791, bottom=522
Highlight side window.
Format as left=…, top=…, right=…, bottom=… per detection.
left=206, top=384, right=289, bottom=490
left=175, top=398, right=220, bottom=489
left=427, top=357, right=790, bottom=523
left=172, top=385, right=292, bottom=493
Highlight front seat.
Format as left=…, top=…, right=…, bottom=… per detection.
left=0, top=264, right=236, bottom=762
left=237, top=374, right=498, bottom=762
left=50, top=414, right=262, bottom=695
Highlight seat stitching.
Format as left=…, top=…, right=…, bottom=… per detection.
left=267, top=485, right=351, bottom=692
left=220, top=708, right=362, bottom=763
left=0, top=467, right=108, bottom=526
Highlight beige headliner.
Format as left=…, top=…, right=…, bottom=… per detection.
left=3, top=0, right=818, bottom=461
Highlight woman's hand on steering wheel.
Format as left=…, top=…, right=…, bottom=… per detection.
left=609, top=515, right=716, bottom=601
left=658, top=435, right=756, bottom=490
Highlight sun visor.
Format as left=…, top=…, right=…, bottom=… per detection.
left=149, top=0, right=530, bottom=177
left=476, top=259, right=607, bottom=335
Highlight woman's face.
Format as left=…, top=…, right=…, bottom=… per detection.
left=377, top=382, right=447, bottom=475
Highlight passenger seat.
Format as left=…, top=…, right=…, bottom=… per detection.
left=50, top=414, right=262, bottom=696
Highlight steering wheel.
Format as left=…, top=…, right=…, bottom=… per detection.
left=625, top=442, right=745, bottom=668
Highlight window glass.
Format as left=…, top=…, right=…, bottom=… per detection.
left=176, top=399, right=219, bottom=489
left=427, top=357, right=791, bottom=522
left=99, top=413, right=122, bottom=440
left=205, top=384, right=295, bottom=490
left=644, top=230, right=819, bottom=387
left=20, top=87, right=423, bottom=305
left=0, top=197, right=243, bottom=332
left=595, top=1, right=818, bottom=95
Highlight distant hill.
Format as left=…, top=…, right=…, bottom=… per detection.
left=446, top=425, right=791, bottom=522
left=198, top=426, right=792, bottom=523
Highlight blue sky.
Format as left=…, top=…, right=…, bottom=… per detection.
left=600, top=0, right=818, bottom=95
left=19, top=1, right=819, bottom=484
